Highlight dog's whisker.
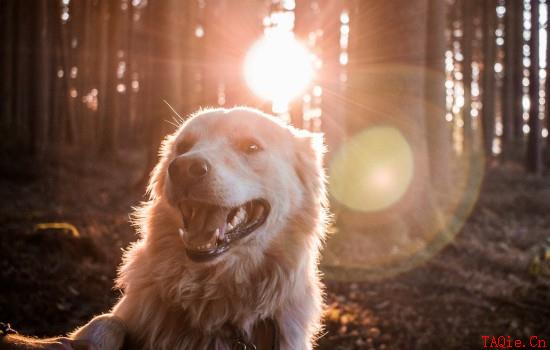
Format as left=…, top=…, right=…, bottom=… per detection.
left=162, top=99, right=185, bottom=127
left=164, top=119, right=180, bottom=128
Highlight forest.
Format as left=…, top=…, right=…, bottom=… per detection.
left=0, top=0, right=549, bottom=349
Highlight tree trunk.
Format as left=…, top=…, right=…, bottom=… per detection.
left=60, top=1, right=77, bottom=145
left=512, top=0, right=524, bottom=142
left=0, top=0, right=15, bottom=141
left=77, top=0, right=95, bottom=151
left=98, top=0, right=118, bottom=155
left=546, top=0, right=550, bottom=147
left=526, top=0, right=542, bottom=174
left=461, top=0, right=474, bottom=154
left=35, top=0, right=53, bottom=157
left=482, top=0, right=497, bottom=156
left=320, top=0, right=346, bottom=155
left=502, top=0, right=520, bottom=150
left=49, top=0, right=63, bottom=148
left=425, top=0, right=451, bottom=194
left=26, top=1, right=40, bottom=156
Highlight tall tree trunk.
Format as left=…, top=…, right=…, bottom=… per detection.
left=320, top=0, right=346, bottom=155
left=60, top=1, right=77, bottom=145
left=0, top=0, right=15, bottom=142
left=526, top=0, right=542, bottom=174
left=133, top=1, right=156, bottom=190
left=482, top=0, right=497, bottom=156
left=49, top=0, right=64, bottom=149
left=76, top=0, right=94, bottom=151
left=26, top=1, right=40, bottom=156
left=461, top=0, right=474, bottom=155
left=201, top=1, right=220, bottom=106
left=425, top=0, right=451, bottom=194
left=127, top=3, right=138, bottom=137
left=95, top=0, right=109, bottom=154
left=502, top=0, right=518, bottom=151
left=546, top=0, right=550, bottom=147
left=98, top=0, right=118, bottom=155
left=116, top=1, right=132, bottom=145
left=13, top=0, right=40, bottom=153
left=35, top=0, right=53, bottom=158
left=513, top=0, right=524, bottom=142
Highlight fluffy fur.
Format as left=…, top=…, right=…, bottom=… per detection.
left=73, top=107, right=328, bottom=350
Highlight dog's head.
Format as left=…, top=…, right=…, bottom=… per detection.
left=146, top=107, right=325, bottom=263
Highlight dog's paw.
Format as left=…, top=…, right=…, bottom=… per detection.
left=71, top=314, right=126, bottom=350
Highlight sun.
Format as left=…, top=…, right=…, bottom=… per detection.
left=244, top=31, right=314, bottom=110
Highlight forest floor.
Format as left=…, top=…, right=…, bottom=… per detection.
left=0, top=151, right=549, bottom=350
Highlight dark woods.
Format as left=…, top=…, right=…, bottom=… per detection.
left=0, top=0, right=264, bottom=163
left=0, top=0, right=548, bottom=177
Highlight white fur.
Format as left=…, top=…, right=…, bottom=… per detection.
left=73, top=107, right=328, bottom=350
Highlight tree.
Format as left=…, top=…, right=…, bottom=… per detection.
left=512, top=0, right=524, bottom=141
left=320, top=0, right=346, bottom=155
left=526, top=0, right=543, bottom=174
left=425, top=0, right=451, bottom=193
left=461, top=0, right=474, bottom=154
left=503, top=0, right=523, bottom=148
left=35, top=0, right=53, bottom=157
left=98, top=0, right=118, bottom=155
left=482, top=0, right=497, bottom=156
left=0, top=0, right=15, bottom=143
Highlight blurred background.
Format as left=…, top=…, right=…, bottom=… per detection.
left=0, top=0, right=549, bottom=349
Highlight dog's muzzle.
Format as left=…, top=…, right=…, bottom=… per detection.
left=168, top=155, right=210, bottom=190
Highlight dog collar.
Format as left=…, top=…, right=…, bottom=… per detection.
left=223, top=318, right=280, bottom=350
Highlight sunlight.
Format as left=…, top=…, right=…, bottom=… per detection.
left=244, top=31, right=314, bottom=113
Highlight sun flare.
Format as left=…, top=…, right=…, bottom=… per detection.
left=329, top=127, right=414, bottom=213
left=244, top=31, right=314, bottom=111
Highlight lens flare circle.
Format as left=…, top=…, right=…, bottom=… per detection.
left=244, top=32, right=313, bottom=104
left=329, top=127, right=414, bottom=212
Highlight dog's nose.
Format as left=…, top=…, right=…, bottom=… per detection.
left=168, top=156, right=210, bottom=187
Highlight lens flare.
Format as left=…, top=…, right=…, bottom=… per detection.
left=244, top=32, right=313, bottom=107
left=329, top=127, right=414, bottom=212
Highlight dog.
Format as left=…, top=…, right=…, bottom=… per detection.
left=71, top=107, right=328, bottom=350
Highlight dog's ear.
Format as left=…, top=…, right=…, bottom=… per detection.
left=292, top=129, right=326, bottom=196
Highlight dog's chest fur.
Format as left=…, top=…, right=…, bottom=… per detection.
left=119, top=240, right=297, bottom=350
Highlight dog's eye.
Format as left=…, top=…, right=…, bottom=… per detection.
left=240, top=139, right=263, bottom=154
left=176, top=140, right=193, bottom=155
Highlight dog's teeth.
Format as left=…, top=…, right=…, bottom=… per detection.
left=197, top=243, right=210, bottom=251
left=235, top=208, right=246, bottom=222
left=237, top=207, right=246, bottom=218
left=227, top=222, right=234, bottom=231
left=231, top=216, right=241, bottom=227
left=178, top=228, right=186, bottom=239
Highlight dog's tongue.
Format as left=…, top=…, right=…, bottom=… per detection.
left=184, top=205, right=230, bottom=245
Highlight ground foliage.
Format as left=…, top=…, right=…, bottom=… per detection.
left=0, top=153, right=549, bottom=349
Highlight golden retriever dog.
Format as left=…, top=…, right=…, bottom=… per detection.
left=71, top=107, right=328, bottom=350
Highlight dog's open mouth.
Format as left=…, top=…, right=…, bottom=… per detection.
left=177, top=199, right=270, bottom=262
